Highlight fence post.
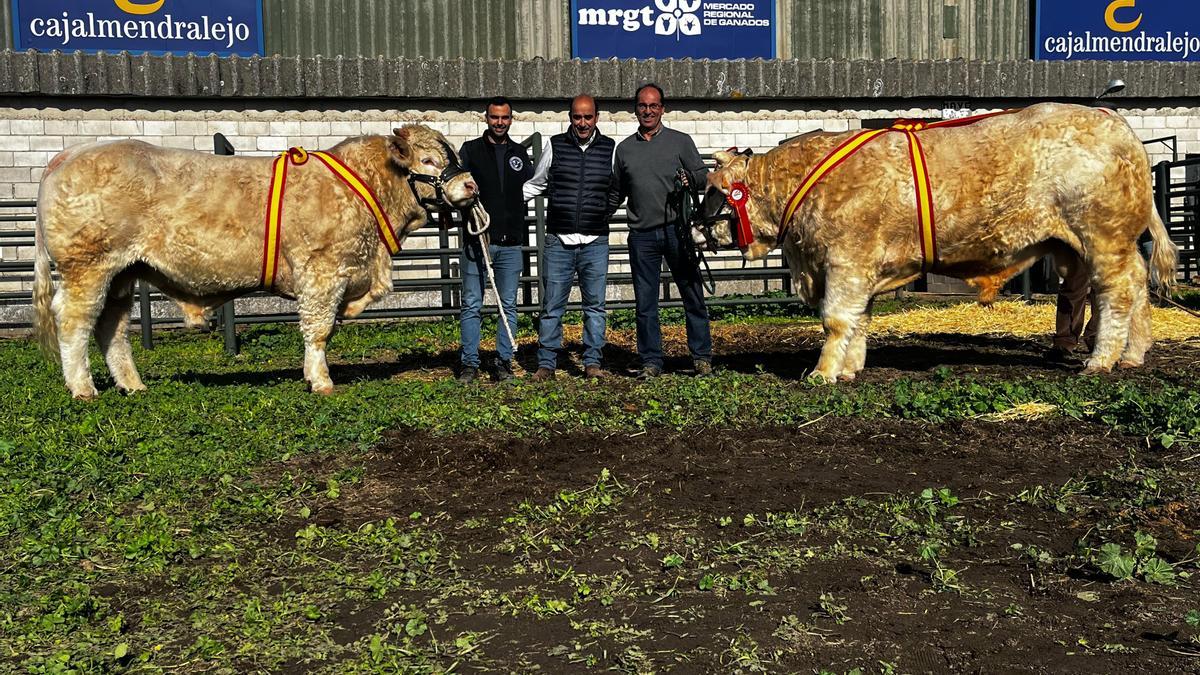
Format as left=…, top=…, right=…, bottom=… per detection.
left=138, top=279, right=153, bottom=349
left=439, top=224, right=452, bottom=310
left=525, top=133, right=542, bottom=311
left=529, top=133, right=546, bottom=316
left=213, top=133, right=240, bottom=354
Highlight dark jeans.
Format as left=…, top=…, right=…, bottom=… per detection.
left=538, top=234, right=610, bottom=369
left=627, top=225, right=711, bottom=369
left=460, top=240, right=522, bottom=368
left=1054, top=254, right=1099, bottom=351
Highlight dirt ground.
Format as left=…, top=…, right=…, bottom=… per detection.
left=291, top=418, right=1197, bottom=673
left=274, top=332, right=1200, bottom=673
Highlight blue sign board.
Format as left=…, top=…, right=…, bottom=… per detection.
left=12, top=0, right=264, bottom=57
left=571, top=0, right=774, bottom=60
left=1035, top=0, right=1200, bottom=61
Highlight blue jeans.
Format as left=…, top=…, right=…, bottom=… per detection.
left=627, top=225, right=711, bottom=369
left=538, top=234, right=610, bottom=369
left=460, top=240, right=522, bottom=368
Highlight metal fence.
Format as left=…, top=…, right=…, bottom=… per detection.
left=0, top=133, right=797, bottom=352
left=1154, top=155, right=1200, bottom=282
left=4, top=134, right=1192, bottom=350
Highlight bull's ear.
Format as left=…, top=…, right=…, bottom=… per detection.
left=712, top=150, right=735, bottom=167
left=389, top=128, right=412, bottom=166
left=740, top=148, right=754, bottom=157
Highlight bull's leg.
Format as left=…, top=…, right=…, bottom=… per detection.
left=813, top=274, right=871, bottom=383
left=839, top=301, right=873, bottom=381
left=297, top=275, right=348, bottom=395
left=94, top=271, right=146, bottom=393
left=53, top=269, right=113, bottom=400
left=1119, top=255, right=1152, bottom=368
left=1083, top=251, right=1138, bottom=374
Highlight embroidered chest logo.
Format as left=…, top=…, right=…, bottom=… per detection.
left=509, top=156, right=524, bottom=171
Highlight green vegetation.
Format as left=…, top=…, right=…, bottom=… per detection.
left=1, top=312, right=1198, bottom=672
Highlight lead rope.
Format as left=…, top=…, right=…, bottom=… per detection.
left=676, top=175, right=716, bottom=295
left=464, top=204, right=516, bottom=352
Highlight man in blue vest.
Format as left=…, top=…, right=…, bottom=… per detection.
left=456, top=96, right=533, bottom=384
left=523, top=94, right=616, bottom=380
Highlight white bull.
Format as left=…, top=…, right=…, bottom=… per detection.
left=696, top=103, right=1177, bottom=381
left=34, top=124, right=478, bottom=398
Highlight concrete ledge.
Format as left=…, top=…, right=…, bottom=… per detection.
left=2, top=50, right=1197, bottom=101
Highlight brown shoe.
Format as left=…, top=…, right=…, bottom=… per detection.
left=530, top=367, right=556, bottom=382
left=584, top=365, right=608, bottom=379
left=693, top=359, right=713, bottom=376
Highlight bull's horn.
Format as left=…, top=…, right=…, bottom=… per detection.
left=712, top=150, right=735, bottom=166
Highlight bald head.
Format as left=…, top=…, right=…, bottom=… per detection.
left=569, top=94, right=599, bottom=141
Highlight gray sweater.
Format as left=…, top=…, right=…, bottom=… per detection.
left=608, top=126, right=708, bottom=231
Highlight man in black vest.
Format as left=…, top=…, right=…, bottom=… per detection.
left=457, top=96, right=533, bottom=383
left=523, top=94, right=616, bottom=380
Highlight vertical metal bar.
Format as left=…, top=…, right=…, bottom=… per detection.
left=1021, top=268, right=1032, bottom=302
left=524, top=133, right=542, bottom=311
left=439, top=224, right=452, bottom=310
left=1153, top=161, right=1172, bottom=280
left=532, top=132, right=547, bottom=314
left=213, top=133, right=240, bottom=355
left=138, top=279, right=153, bottom=349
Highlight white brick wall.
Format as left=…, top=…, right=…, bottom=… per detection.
left=0, top=102, right=1196, bottom=214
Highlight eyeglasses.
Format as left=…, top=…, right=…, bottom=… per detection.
left=635, top=103, right=663, bottom=111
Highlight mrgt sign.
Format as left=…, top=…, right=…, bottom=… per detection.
left=571, top=0, right=774, bottom=60
left=11, top=0, right=264, bottom=56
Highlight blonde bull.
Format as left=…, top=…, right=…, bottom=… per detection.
left=700, top=102, right=1177, bottom=382
left=33, top=125, right=478, bottom=399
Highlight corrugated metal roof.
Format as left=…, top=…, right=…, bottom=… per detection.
left=262, top=0, right=569, bottom=59
left=778, top=0, right=1029, bottom=60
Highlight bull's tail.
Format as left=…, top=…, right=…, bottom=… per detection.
left=1147, top=207, right=1178, bottom=292
left=32, top=170, right=59, bottom=361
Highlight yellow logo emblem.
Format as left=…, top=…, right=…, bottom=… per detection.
left=1104, top=0, right=1142, bottom=32
left=114, top=0, right=165, bottom=15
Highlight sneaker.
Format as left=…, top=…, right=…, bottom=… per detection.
left=530, top=367, right=556, bottom=382
left=456, top=366, right=480, bottom=384
left=636, top=365, right=663, bottom=380
left=493, top=359, right=515, bottom=383
left=693, top=359, right=714, bottom=376
left=584, top=365, right=608, bottom=379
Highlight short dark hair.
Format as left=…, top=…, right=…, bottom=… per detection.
left=635, top=82, right=665, bottom=103
left=485, top=96, right=512, bottom=112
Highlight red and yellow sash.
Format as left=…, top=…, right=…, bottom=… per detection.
left=777, top=109, right=1022, bottom=274
left=261, top=147, right=401, bottom=288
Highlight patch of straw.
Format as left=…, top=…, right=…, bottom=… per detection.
left=978, top=401, right=1060, bottom=422
left=871, top=299, right=1200, bottom=342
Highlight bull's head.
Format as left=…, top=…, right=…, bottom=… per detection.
left=389, top=125, right=478, bottom=212
left=695, top=148, right=774, bottom=260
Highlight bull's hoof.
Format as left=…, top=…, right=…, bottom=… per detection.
left=806, top=371, right=836, bottom=385
left=1080, top=365, right=1112, bottom=376
left=71, top=388, right=99, bottom=401
left=310, top=383, right=335, bottom=395
left=117, top=383, right=148, bottom=394
left=1117, top=359, right=1143, bottom=370
left=837, top=372, right=857, bottom=382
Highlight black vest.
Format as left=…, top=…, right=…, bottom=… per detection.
left=459, top=135, right=533, bottom=246
left=546, top=131, right=615, bottom=236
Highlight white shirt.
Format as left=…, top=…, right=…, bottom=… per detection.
left=523, top=131, right=614, bottom=246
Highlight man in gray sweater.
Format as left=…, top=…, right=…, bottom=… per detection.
left=608, top=83, right=712, bottom=378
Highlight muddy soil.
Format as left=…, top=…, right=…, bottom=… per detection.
left=288, top=415, right=1200, bottom=673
